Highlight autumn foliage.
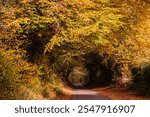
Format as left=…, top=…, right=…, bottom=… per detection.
left=0, top=0, right=150, bottom=99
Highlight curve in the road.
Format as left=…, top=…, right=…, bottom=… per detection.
left=70, top=89, right=110, bottom=100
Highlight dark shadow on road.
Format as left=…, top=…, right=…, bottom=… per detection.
left=70, top=94, right=110, bottom=100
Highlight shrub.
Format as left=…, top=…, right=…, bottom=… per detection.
left=0, top=49, right=41, bottom=99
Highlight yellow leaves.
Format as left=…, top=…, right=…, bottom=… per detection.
left=64, top=0, right=94, bottom=9
left=0, top=49, right=43, bottom=99
left=131, top=7, right=150, bottom=64
left=20, top=0, right=31, bottom=4
left=45, top=35, right=62, bottom=52
left=41, top=0, right=126, bottom=55
left=94, top=37, right=110, bottom=45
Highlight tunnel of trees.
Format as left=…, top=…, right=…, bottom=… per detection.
left=62, top=52, right=115, bottom=88
left=0, top=0, right=150, bottom=99
left=47, top=51, right=115, bottom=88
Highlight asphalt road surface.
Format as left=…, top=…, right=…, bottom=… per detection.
left=70, top=89, right=110, bottom=100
